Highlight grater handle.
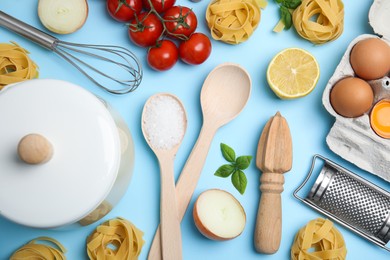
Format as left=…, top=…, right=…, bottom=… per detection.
left=0, top=11, right=57, bottom=50
left=254, top=173, right=284, bottom=254
left=293, top=154, right=325, bottom=202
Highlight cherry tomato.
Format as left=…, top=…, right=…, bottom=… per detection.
left=143, top=0, right=176, bottom=13
left=179, top=33, right=212, bottom=65
left=129, top=13, right=163, bottom=47
left=107, top=0, right=143, bottom=22
left=147, top=40, right=178, bottom=71
left=163, top=6, right=197, bottom=39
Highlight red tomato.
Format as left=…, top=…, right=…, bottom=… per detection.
left=143, top=0, right=176, bottom=13
left=163, top=6, right=197, bottom=39
left=147, top=40, right=178, bottom=71
left=129, top=13, right=163, bottom=47
left=179, top=33, right=212, bottom=65
left=107, top=0, right=143, bottom=22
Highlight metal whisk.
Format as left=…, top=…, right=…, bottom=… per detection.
left=0, top=11, right=142, bottom=95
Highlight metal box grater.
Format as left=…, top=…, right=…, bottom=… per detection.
left=294, top=155, right=390, bottom=252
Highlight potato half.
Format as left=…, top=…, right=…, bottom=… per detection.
left=193, top=189, right=246, bottom=241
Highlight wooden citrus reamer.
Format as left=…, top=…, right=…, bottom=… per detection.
left=254, top=112, right=292, bottom=254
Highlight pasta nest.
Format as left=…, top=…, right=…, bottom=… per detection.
left=206, top=0, right=267, bottom=44
left=0, top=42, right=39, bottom=89
left=291, top=218, right=347, bottom=260
left=87, top=217, right=144, bottom=260
left=10, top=237, right=66, bottom=260
left=293, top=0, right=344, bottom=44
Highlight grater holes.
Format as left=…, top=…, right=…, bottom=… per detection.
left=316, top=171, right=390, bottom=235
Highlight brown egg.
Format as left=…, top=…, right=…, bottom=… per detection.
left=350, top=38, right=390, bottom=80
left=330, top=77, right=374, bottom=118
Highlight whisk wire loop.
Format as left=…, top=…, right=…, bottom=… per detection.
left=55, top=45, right=135, bottom=87
left=55, top=41, right=143, bottom=95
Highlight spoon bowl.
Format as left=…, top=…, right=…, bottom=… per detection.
left=200, top=63, right=252, bottom=126
left=142, top=93, right=187, bottom=155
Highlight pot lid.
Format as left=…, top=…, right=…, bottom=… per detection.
left=0, top=79, right=121, bottom=228
left=369, top=0, right=390, bottom=41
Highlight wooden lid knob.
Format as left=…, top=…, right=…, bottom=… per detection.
left=18, top=134, right=53, bottom=164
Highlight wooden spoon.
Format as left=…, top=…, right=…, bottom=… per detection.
left=142, top=93, right=187, bottom=260
left=148, top=63, right=251, bottom=260
left=254, top=112, right=292, bottom=254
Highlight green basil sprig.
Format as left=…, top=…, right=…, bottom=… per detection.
left=214, top=143, right=252, bottom=195
left=275, top=0, right=301, bottom=30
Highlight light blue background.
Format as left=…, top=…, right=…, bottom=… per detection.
left=1, top=0, right=389, bottom=259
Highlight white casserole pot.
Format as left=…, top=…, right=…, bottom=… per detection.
left=0, top=79, right=134, bottom=228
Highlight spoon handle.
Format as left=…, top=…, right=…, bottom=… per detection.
left=159, top=158, right=182, bottom=260
left=148, top=122, right=217, bottom=260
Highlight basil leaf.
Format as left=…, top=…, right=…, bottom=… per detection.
left=214, top=164, right=235, bottom=178
left=275, top=0, right=283, bottom=3
left=235, top=156, right=252, bottom=170
left=283, top=0, right=301, bottom=9
left=232, top=170, right=248, bottom=195
left=281, top=6, right=292, bottom=29
left=220, top=143, right=236, bottom=162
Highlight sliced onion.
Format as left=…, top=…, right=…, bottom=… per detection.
left=38, top=0, right=88, bottom=34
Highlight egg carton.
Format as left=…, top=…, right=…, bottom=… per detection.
left=322, top=0, right=390, bottom=182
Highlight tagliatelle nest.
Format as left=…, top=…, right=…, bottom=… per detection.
left=293, top=0, right=344, bottom=44
left=87, top=217, right=145, bottom=260
left=0, top=42, right=39, bottom=89
left=206, top=0, right=267, bottom=44
left=10, top=237, right=67, bottom=260
left=291, top=218, right=347, bottom=260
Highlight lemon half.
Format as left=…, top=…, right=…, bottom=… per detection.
left=267, top=48, right=320, bottom=99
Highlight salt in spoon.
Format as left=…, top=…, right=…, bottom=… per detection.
left=148, top=63, right=252, bottom=259
left=142, top=93, right=187, bottom=260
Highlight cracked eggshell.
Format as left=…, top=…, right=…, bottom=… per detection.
left=322, top=0, right=390, bottom=182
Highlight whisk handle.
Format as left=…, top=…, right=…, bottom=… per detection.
left=0, top=11, right=57, bottom=50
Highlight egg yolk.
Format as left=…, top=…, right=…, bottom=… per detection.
left=370, top=100, right=390, bottom=139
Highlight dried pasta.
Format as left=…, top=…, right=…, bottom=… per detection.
left=87, top=217, right=144, bottom=260
left=291, top=218, right=347, bottom=260
left=293, top=0, right=344, bottom=44
left=10, top=237, right=66, bottom=260
left=206, top=0, right=267, bottom=44
left=0, top=42, right=39, bottom=89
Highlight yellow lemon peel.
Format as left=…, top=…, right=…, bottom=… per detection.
left=267, top=48, right=320, bottom=99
